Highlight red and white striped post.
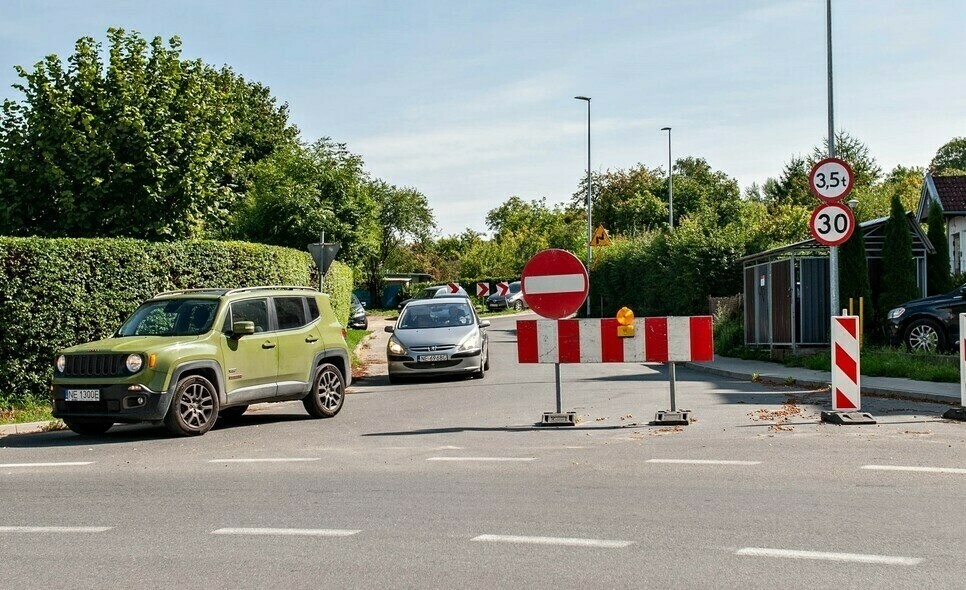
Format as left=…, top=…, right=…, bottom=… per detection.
left=942, top=314, right=966, bottom=421
left=822, top=314, right=875, bottom=424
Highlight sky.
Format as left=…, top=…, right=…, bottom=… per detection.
left=1, top=0, right=964, bottom=236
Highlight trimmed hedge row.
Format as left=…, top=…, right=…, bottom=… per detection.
left=0, top=237, right=351, bottom=405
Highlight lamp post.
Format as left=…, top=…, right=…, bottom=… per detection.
left=661, top=127, right=673, bottom=231
left=575, top=96, right=592, bottom=316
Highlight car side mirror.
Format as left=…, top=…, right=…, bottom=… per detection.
left=361, top=301, right=367, bottom=308
left=479, top=320, right=491, bottom=328
left=384, top=325, right=394, bottom=333
left=232, top=321, right=255, bottom=337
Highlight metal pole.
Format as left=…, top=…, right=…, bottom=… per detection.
left=662, top=127, right=673, bottom=230
left=554, top=363, right=562, bottom=413
left=574, top=97, right=593, bottom=316
left=827, top=0, right=839, bottom=320
left=668, top=362, right=677, bottom=412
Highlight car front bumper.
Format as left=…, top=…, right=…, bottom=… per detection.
left=51, top=383, right=170, bottom=423
left=387, top=350, right=482, bottom=377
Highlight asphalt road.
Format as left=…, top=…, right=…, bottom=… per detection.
left=2, top=313, right=965, bottom=589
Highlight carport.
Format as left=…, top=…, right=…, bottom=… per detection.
left=739, top=213, right=934, bottom=352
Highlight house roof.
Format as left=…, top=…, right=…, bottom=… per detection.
left=739, top=212, right=934, bottom=264
left=917, top=173, right=966, bottom=220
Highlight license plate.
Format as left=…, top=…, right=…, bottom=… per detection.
left=65, top=389, right=100, bottom=402
left=418, top=354, right=447, bottom=363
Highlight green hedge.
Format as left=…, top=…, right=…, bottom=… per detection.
left=0, top=237, right=350, bottom=405
left=320, top=261, right=353, bottom=326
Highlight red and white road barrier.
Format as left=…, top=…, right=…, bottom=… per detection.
left=517, top=317, right=713, bottom=364
left=831, top=315, right=861, bottom=411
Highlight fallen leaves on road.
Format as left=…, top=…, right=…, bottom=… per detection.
left=748, top=403, right=807, bottom=432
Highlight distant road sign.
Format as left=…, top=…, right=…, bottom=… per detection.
left=446, top=282, right=460, bottom=294
left=590, top=224, right=611, bottom=247
left=521, top=249, right=589, bottom=319
left=809, top=202, right=855, bottom=247
left=476, top=282, right=490, bottom=297
left=496, top=281, right=509, bottom=297
left=809, top=158, right=854, bottom=202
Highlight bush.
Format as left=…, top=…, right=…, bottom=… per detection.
left=0, top=237, right=350, bottom=405
left=712, top=300, right=744, bottom=356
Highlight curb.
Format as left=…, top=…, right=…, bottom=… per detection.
left=683, top=362, right=960, bottom=406
left=0, top=420, right=53, bottom=437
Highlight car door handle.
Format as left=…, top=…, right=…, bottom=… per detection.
left=305, top=337, right=319, bottom=343
left=262, top=342, right=277, bottom=349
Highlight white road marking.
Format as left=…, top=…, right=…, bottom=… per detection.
left=646, top=459, right=761, bottom=466
left=426, top=457, right=535, bottom=462
left=212, top=528, right=360, bottom=537
left=208, top=458, right=320, bottom=463
left=862, top=465, right=966, bottom=475
left=0, top=462, right=93, bottom=468
left=0, top=526, right=111, bottom=534
left=473, top=534, right=633, bottom=548
left=736, top=547, right=922, bottom=566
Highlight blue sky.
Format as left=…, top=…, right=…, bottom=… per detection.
left=2, top=1, right=963, bottom=236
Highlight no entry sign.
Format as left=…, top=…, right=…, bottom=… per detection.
left=521, top=249, right=589, bottom=319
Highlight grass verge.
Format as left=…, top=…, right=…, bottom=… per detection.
left=1, top=398, right=54, bottom=425
left=345, top=328, right=372, bottom=369
left=782, top=346, right=959, bottom=383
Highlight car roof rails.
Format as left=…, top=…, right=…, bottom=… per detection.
left=154, top=288, right=229, bottom=298
left=222, top=286, right=319, bottom=296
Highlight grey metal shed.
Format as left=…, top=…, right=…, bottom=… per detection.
left=738, top=213, right=934, bottom=350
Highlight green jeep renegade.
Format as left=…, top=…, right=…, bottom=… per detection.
left=51, top=286, right=351, bottom=437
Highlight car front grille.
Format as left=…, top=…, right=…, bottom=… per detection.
left=62, top=354, right=128, bottom=378
left=410, top=345, right=457, bottom=353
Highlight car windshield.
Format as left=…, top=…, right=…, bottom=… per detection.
left=117, top=298, right=219, bottom=337
left=416, top=288, right=440, bottom=299
left=398, top=302, right=474, bottom=329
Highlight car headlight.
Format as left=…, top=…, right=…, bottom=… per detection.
left=457, top=333, right=478, bottom=352
left=125, top=354, right=144, bottom=373
left=388, top=336, right=406, bottom=355
left=55, top=355, right=66, bottom=373
left=887, top=307, right=905, bottom=320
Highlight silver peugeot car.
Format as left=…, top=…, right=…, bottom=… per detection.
left=385, top=297, right=490, bottom=383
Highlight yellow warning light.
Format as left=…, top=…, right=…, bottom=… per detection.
left=616, top=307, right=635, bottom=338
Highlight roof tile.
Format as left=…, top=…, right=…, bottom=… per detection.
left=934, top=175, right=966, bottom=212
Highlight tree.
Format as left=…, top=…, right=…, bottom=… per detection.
left=926, top=200, right=952, bottom=295
left=879, top=195, right=920, bottom=322
left=0, top=29, right=297, bottom=240
left=810, top=131, right=882, bottom=190
left=570, top=165, right=666, bottom=235
left=931, top=137, right=966, bottom=175
left=838, top=224, right=873, bottom=332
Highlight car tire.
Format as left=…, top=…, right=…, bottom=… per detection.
left=388, top=372, right=405, bottom=385
left=904, top=318, right=945, bottom=353
left=164, top=375, right=220, bottom=436
left=483, top=343, right=490, bottom=370
left=303, top=363, right=345, bottom=418
left=219, top=405, right=248, bottom=421
left=63, top=419, right=113, bottom=436
left=472, top=352, right=486, bottom=379
left=513, top=300, right=524, bottom=311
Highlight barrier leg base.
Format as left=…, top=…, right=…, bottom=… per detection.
left=652, top=410, right=691, bottom=426
left=540, top=412, right=576, bottom=426
left=942, top=407, right=966, bottom=421
left=820, top=411, right=876, bottom=425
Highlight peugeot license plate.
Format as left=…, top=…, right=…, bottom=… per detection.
left=418, top=354, right=447, bottom=363
left=65, top=389, right=100, bottom=402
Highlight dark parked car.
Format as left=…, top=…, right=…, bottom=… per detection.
left=348, top=294, right=368, bottom=330
left=486, top=281, right=527, bottom=311
left=396, top=284, right=469, bottom=311
left=886, top=285, right=966, bottom=352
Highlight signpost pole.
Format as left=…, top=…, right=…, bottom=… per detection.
left=668, top=362, right=677, bottom=412
left=826, top=0, right=840, bottom=321
left=554, top=363, right=562, bottom=413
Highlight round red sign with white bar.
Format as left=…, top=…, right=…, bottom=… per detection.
left=521, top=249, right=589, bottom=319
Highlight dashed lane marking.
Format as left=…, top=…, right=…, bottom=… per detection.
left=472, top=534, right=633, bottom=548
left=0, top=526, right=111, bottom=534
left=862, top=465, right=966, bottom=475
left=208, top=458, right=321, bottom=463
left=0, top=462, right=94, bottom=468
left=736, top=547, right=922, bottom=566
left=212, top=528, right=360, bottom=537
left=646, top=459, right=761, bottom=466
left=426, top=457, right=536, bottom=462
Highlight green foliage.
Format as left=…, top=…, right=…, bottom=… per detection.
left=0, top=29, right=297, bottom=240
left=931, top=137, right=966, bottom=175
left=879, top=196, right=920, bottom=318
left=926, top=200, right=952, bottom=295
left=321, top=260, right=354, bottom=326
left=0, top=237, right=321, bottom=404
left=783, top=347, right=958, bottom=383
left=712, top=301, right=744, bottom=356
left=838, top=224, right=873, bottom=330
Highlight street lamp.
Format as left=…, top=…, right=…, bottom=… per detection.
left=575, top=96, right=592, bottom=316
left=661, top=127, right=673, bottom=231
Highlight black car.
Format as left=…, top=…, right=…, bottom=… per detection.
left=486, top=281, right=527, bottom=311
left=886, top=285, right=966, bottom=352
left=348, top=294, right=368, bottom=330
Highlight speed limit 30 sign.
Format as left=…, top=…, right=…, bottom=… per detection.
left=809, top=202, right=856, bottom=246
left=809, top=157, right=855, bottom=202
